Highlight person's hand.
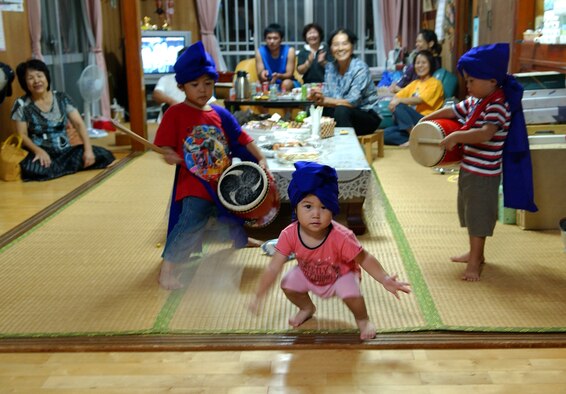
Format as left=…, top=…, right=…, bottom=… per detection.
left=316, top=50, right=326, bottom=65
left=440, top=132, right=459, bottom=151
left=310, top=90, right=324, bottom=106
left=258, top=158, right=268, bottom=171
left=388, top=97, right=400, bottom=112
left=382, top=274, right=411, bottom=300
left=260, top=70, right=270, bottom=83
left=82, top=148, right=96, bottom=168
left=33, top=148, right=51, bottom=168
left=270, top=72, right=280, bottom=84
left=248, top=296, right=262, bottom=315
left=162, top=149, right=183, bottom=165
left=389, top=83, right=400, bottom=94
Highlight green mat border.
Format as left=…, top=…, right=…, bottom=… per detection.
left=2, top=154, right=566, bottom=339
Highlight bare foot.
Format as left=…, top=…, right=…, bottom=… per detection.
left=462, top=260, right=484, bottom=282
left=158, top=261, right=183, bottom=290
left=399, top=141, right=410, bottom=148
left=246, top=237, right=262, bottom=248
left=450, top=252, right=470, bottom=263
left=451, top=252, right=485, bottom=265
left=289, top=307, right=316, bottom=328
left=356, top=319, right=377, bottom=340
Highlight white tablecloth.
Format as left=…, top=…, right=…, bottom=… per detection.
left=244, top=127, right=371, bottom=201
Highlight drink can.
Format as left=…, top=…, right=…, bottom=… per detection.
left=262, top=82, right=269, bottom=94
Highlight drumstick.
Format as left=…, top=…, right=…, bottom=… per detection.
left=111, top=120, right=168, bottom=155
left=417, top=137, right=443, bottom=145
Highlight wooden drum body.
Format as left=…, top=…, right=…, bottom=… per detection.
left=409, top=119, right=463, bottom=167
left=217, top=161, right=280, bottom=228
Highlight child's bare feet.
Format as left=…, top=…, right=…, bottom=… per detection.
left=462, top=260, right=484, bottom=282
left=159, top=261, right=183, bottom=290
left=451, top=252, right=485, bottom=265
left=356, top=319, right=377, bottom=340
left=450, top=252, right=470, bottom=263
left=289, top=306, right=316, bottom=328
left=246, top=237, right=262, bottom=248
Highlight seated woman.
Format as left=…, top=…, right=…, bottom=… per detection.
left=389, top=29, right=442, bottom=94
left=383, top=50, right=445, bottom=146
left=296, top=23, right=328, bottom=84
left=11, top=59, right=115, bottom=181
left=255, top=23, right=299, bottom=92
left=309, top=28, right=381, bottom=136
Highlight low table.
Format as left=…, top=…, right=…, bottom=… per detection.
left=244, top=126, right=372, bottom=234
left=224, top=98, right=314, bottom=113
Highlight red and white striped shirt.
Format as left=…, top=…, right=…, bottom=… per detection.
left=453, top=96, right=510, bottom=176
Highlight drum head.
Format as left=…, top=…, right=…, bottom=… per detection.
left=218, top=162, right=268, bottom=213
left=409, top=121, right=445, bottom=167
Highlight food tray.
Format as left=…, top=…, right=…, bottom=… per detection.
left=275, top=146, right=320, bottom=164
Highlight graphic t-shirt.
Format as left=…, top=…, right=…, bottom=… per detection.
left=154, top=104, right=254, bottom=202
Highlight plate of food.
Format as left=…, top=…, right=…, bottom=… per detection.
left=275, top=146, right=321, bottom=164
left=259, top=140, right=309, bottom=157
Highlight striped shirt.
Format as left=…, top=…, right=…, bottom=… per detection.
left=453, top=95, right=510, bottom=176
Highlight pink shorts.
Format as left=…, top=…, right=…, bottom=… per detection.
left=281, top=266, right=362, bottom=299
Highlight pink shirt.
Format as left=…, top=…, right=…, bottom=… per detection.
left=275, top=220, right=363, bottom=286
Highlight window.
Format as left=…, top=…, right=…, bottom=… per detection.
left=216, top=0, right=378, bottom=70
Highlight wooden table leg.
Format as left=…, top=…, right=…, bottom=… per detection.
left=345, top=201, right=366, bottom=235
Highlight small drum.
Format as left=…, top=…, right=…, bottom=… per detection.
left=217, top=161, right=280, bottom=228
left=409, top=119, right=464, bottom=167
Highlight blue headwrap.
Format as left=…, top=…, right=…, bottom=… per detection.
left=457, top=43, right=537, bottom=212
left=288, top=161, right=339, bottom=217
left=174, top=41, right=218, bottom=84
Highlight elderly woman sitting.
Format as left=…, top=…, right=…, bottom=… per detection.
left=11, top=59, right=115, bottom=181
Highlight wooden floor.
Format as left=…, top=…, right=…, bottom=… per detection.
left=1, top=135, right=566, bottom=392
left=1, top=348, right=566, bottom=392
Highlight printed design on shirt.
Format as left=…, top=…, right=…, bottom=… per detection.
left=183, top=124, right=231, bottom=181
left=299, top=256, right=341, bottom=286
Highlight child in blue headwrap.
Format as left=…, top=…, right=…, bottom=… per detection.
left=418, top=43, right=536, bottom=282
left=154, top=41, right=268, bottom=290
left=250, top=161, right=410, bottom=340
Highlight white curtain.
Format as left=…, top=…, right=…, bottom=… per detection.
left=195, top=0, right=227, bottom=71
left=83, top=0, right=111, bottom=118
left=373, top=0, right=386, bottom=68
left=27, top=0, right=43, bottom=60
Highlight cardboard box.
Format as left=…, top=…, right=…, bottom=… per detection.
left=516, top=138, right=566, bottom=230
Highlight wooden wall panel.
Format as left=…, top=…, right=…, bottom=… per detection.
left=0, top=7, right=32, bottom=141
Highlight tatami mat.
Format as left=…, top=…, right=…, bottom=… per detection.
left=0, top=149, right=565, bottom=339
left=375, top=148, right=566, bottom=331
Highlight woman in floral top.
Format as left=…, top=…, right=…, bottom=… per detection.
left=309, top=28, right=381, bottom=136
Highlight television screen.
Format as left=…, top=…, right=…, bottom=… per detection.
left=140, top=31, right=191, bottom=83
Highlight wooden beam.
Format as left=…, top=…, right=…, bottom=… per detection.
left=120, top=0, right=146, bottom=151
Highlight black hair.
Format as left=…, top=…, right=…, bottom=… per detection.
left=302, top=23, right=324, bottom=42
left=328, top=28, right=357, bottom=48
left=177, top=46, right=188, bottom=59
left=413, top=50, right=438, bottom=75
left=264, top=23, right=284, bottom=39
left=418, top=29, right=442, bottom=55
left=16, top=59, right=51, bottom=96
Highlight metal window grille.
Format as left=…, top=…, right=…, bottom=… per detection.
left=216, top=0, right=378, bottom=71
